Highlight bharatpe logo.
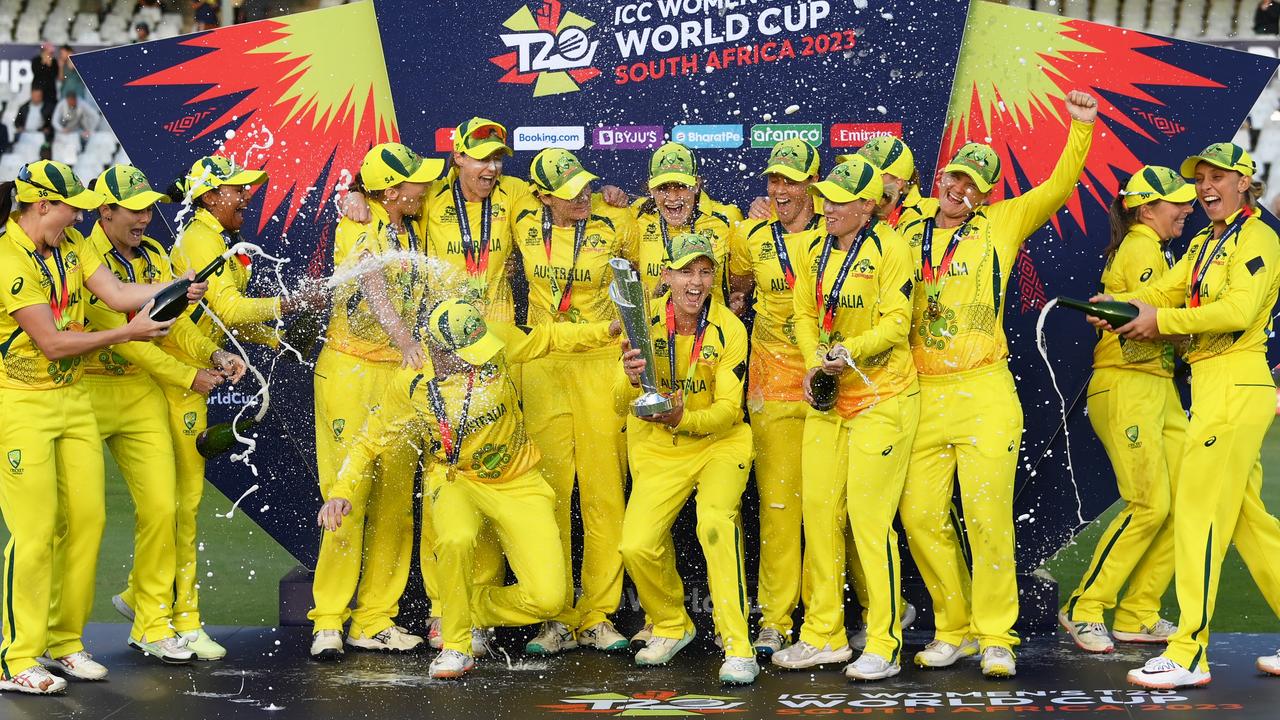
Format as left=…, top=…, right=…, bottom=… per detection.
left=541, top=691, right=745, bottom=715
left=492, top=1, right=601, bottom=97
left=750, top=123, right=822, bottom=148
left=671, top=124, right=743, bottom=149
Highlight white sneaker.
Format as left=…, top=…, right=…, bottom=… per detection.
left=980, top=646, right=1016, bottom=678
left=752, top=627, right=787, bottom=657
left=525, top=621, right=578, bottom=655
left=1114, top=618, right=1177, bottom=644
left=634, top=631, right=695, bottom=666
left=180, top=629, right=227, bottom=660
left=43, top=651, right=108, bottom=681
left=850, top=602, right=917, bottom=650
left=472, top=628, right=496, bottom=658
left=630, top=623, right=653, bottom=647
left=0, top=666, right=67, bottom=694
left=429, top=649, right=475, bottom=680
left=1127, top=656, right=1210, bottom=689
left=578, top=621, right=629, bottom=652
left=1058, top=612, right=1115, bottom=653
left=770, top=640, right=852, bottom=669
left=845, top=651, right=900, bottom=681
left=111, top=594, right=135, bottom=622
left=914, top=637, right=979, bottom=668
left=309, top=630, right=344, bottom=661
left=426, top=616, right=443, bottom=650
left=130, top=634, right=195, bottom=664
left=1256, top=649, right=1280, bottom=676
left=718, top=655, right=760, bottom=684
left=346, top=625, right=423, bottom=653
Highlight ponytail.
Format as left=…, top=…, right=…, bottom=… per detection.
left=1103, top=192, right=1137, bottom=262
left=0, top=180, right=16, bottom=220
left=1245, top=178, right=1267, bottom=211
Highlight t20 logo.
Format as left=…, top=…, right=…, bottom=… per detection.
left=491, top=2, right=602, bottom=97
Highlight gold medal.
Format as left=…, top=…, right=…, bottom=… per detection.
left=925, top=295, right=941, bottom=321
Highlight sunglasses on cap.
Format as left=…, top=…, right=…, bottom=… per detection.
left=18, top=163, right=76, bottom=199
left=468, top=124, right=507, bottom=144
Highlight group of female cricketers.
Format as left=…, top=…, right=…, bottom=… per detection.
left=2, top=85, right=1280, bottom=694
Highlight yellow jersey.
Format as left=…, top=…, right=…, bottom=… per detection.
left=793, top=221, right=917, bottom=418
left=1091, top=223, right=1177, bottom=377
left=0, top=215, right=101, bottom=389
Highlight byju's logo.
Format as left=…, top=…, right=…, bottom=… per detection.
left=492, top=1, right=601, bottom=97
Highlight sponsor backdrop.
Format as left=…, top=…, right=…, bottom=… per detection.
left=71, top=0, right=1276, bottom=626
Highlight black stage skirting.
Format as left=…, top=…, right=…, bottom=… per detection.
left=4, top=624, right=1279, bottom=719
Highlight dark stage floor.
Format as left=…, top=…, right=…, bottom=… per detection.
left=4, top=624, right=1279, bottom=719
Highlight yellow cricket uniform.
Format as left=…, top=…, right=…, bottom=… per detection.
left=309, top=201, right=423, bottom=636
left=334, top=321, right=616, bottom=652
left=897, top=118, right=1094, bottom=651
left=1115, top=208, right=1280, bottom=672
left=82, top=224, right=222, bottom=644
left=791, top=221, right=919, bottom=661
left=1063, top=224, right=1186, bottom=632
left=626, top=194, right=739, bottom=304
left=615, top=298, right=754, bottom=658
left=0, top=217, right=105, bottom=677
left=161, top=206, right=282, bottom=633
left=512, top=193, right=631, bottom=632
left=728, top=214, right=824, bottom=635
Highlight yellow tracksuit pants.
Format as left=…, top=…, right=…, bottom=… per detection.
left=419, top=462, right=507, bottom=617
left=619, top=424, right=754, bottom=659
left=309, top=349, right=416, bottom=636
left=798, top=384, right=920, bottom=662
left=0, top=384, right=105, bottom=677
left=900, top=363, right=1022, bottom=651
left=521, top=349, right=627, bottom=631
left=750, top=398, right=810, bottom=635
left=1163, top=353, right=1280, bottom=672
left=86, top=373, right=180, bottom=643
left=430, top=468, right=565, bottom=653
left=1064, top=367, right=1185, bottom=630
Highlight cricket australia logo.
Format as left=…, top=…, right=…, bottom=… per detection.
left=7, top=449, right=22, bottom=474
left=1126, top=424, right=1142, bottom=448
left=332, top=419, right=346, bottom=439
left=491, top=1, right=601, bottom=97
left=183, top=411, right=198, bottom=434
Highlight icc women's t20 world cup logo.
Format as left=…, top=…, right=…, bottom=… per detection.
left=492, top=1, right=602, bottom=96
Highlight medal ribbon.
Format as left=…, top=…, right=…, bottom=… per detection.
left=387, top=220, right=421, bottom=306
left=920, top=217, right=969, bottom=303
left=426, top=370, right=477, bottom=466
left=452, top=179, right=492, bottom=280
left=665, top=295, right=711, bottom=398
left=769, top=221, right=797, bottom=289
left=814, top=226, right=872, bottom=344
left=30, top=246, right=69, bottom=325
left=1187, top=209, right=1249, bottom=308
left=542, top=207, right=588, bottom=314
left=108, top=246, right=156, bottom=321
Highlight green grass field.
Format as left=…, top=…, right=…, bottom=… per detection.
left=2, top=426, right=1279, bottom=630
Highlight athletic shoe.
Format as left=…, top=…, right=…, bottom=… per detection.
left=525, top=621, right=578, bottom=655
left=770, top=640, right=853, bottom=669
left=719, top=656, right=760, bottom=684
left=346, top=625, right=423, bottom=653
left=914, top=638, right=979, bottom=668
left=980, top=647, right=1016, bottom=678
left=850, top=603, right=918, bottom=649
left=472, top=628, right=496, bottom=658
left=844, top=652, right=900, bottom=681
left=429, top=649, right=475, bottom=680
left=753, top=627, right=787, bottom=657
left=1127, top=656, right=1210, bottom=689
left=43, top=651, right=108, bottom=680
left=1256, top=650, right=1280, bottom=676
left=630, top=623, right=653, bottom=647
left=426, top=617, right=443, bottom=650
left=130, top=635, right=194, bottom=664
left=1058, top=612, right=1114, bottom=653
left=578, top=621, right=629, bottom=652
left=111, top=594, right=135, bottom=622
left=180, top=629, right=227, bottom=660
left=1114, top=619, right=1177, bottom=644
left=309, top=630, right=344, bottom=661
left=0, top=666, right=67, bottom=694
left=634, top=631, right=696, bottom=666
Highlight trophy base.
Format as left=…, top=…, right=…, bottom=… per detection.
left=633, top=392, right=674, bottom=418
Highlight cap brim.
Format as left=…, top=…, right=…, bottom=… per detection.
left=62, top=187, right=105, bottom=210
left=942, top=163, right=994, bottom=193
left=548, top=170, right=598, bottom=200
left=454, top=331, right=505, bottom=366
left=809, top=180, right=859, bottom=203
left=223, top=168, right=268, bottom=186
left=460, top=141, right=513, bottom=160
left=881, top=158, right=914, bottom=182
left=668, top=251, right=716, bottom=270
left=648, top=171, right=697, bottom=190
left=116, top=189, right=170, bottom=211
left=761, top=164, right=813, bottom=182
left=405, top=157, right=447, bottom=185
left=1164, top=183, right=1198, bottom=204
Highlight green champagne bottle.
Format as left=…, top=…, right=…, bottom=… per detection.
left=810, top=354, right=839, bottom=411
left=1055, top=296, right=1138, bottom=326
left=280, top=309, right=326, bottom=361
left=148, top=252, right=231, bottom=322
left=195, top=416, right=260, bottom=459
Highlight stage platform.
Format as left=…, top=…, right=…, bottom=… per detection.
left=5, top=623, right=1278, bottom=719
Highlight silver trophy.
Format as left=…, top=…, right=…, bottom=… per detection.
left=608, top=258, right=674, bottom=418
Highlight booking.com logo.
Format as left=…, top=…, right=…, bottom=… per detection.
left=491, top=1, right=602, bottom=97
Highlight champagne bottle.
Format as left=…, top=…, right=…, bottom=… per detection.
left=196, top=416, right=260, bottom=459
left=149, top=252, right=232, bottom=322
left=280, top=309, right=326, bottom=361
left=1055, top=296, right=1138, bottom=326
left=810, top=354, right=839, bottom=411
